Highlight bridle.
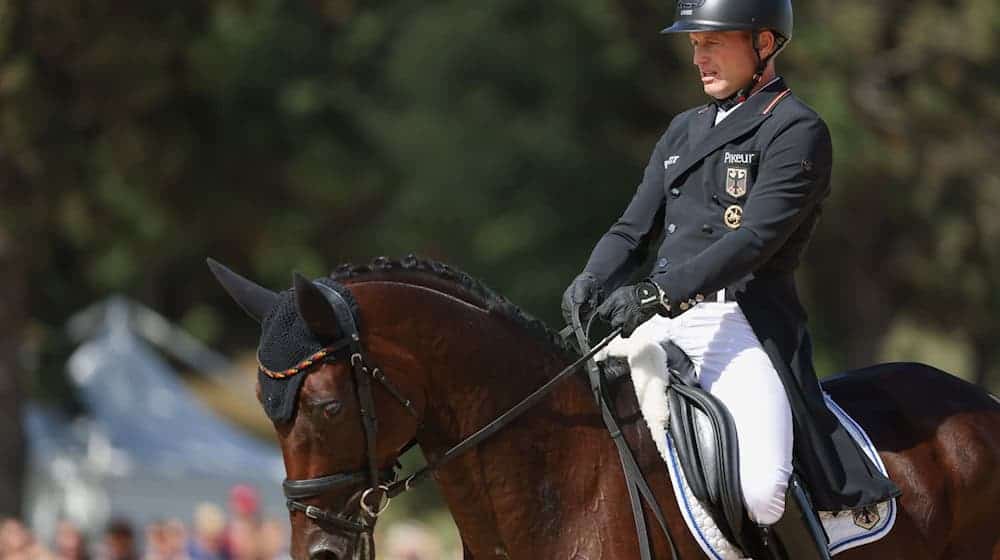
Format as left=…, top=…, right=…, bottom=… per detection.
left=266, top=283, right=417, bottom=558
left=271, top=282, right=677, bottom=560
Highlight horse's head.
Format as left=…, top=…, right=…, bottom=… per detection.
left=209, top=260, right=425, bottom=560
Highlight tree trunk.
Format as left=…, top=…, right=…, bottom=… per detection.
left=0, top=223, right=26, bottom=517
left=971, top=334, right=998, bottom=391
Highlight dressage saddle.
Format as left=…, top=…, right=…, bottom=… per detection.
left=602, top=343, right=760, bottom=555
left=601, top=341, right=831, bottom=560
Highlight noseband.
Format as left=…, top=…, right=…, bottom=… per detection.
left=270, top=283, right=418, bottom=558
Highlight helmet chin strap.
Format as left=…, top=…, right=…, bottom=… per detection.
left=713, top=31, right=775, bottom=112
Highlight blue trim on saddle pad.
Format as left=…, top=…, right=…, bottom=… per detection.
left=665, top=434, right=729, bottom=559
left=822, top=394, right=897, bottom=555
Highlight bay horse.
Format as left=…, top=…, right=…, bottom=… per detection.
left=209, top=256, right=1000, bottom=560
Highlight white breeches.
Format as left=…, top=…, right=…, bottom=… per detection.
left=635, top=302, right=793, bottom=525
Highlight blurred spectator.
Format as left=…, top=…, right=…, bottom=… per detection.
left=257, top=519, right=289, bottom=560
left=186, top=504, right=225, bottom=560
left=0, top=494, right=294, bottom=560
left=382, top=522, right=442, bottom=560
left=222, top=517, right=259, bottom=560
left=100, top=519, right=138, bottom=560
left=0, top=497, right=295, bottom=560
left=222, top=485, right=262, bottom=560
left=1, top=517, right=55, bottom=560
left=53, top=520, right=89, bottom=560
left=0, top=518, right=31, bottom=557
left=162, top=519, right=189, bottom=560
left=0, top=519, right=56, bottom=560
left=144, top=519, right=189, bottom=560
left=144, top=520, right=166, bottom=560
left=227, top=485, right=259, bottom=524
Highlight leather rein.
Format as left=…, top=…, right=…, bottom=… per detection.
left=276, top=284, right=677, bottom=559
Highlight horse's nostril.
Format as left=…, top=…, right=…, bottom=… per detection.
left=309, top=547, right=342, bottom=560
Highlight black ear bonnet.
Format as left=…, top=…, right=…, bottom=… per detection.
left=257, top=278, right=360, bottom=423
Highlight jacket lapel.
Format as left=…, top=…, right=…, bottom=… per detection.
left=663, top=79, right=789, bottom=189
left=688, top=104, right=715, bottom=147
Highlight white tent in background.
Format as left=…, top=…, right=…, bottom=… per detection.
left=25, top=297, right=286, bottom=537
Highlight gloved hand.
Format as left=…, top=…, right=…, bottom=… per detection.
left=561, top=272, right=603, bottom=325
left=595, top=281, right=668, bottom=337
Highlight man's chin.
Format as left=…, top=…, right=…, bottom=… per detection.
left=704, top=84, right=734, bottom=99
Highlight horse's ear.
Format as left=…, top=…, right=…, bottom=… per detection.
left=292, top=272, right=342, bottom=340
left=207, top=258, right=277, bottom=323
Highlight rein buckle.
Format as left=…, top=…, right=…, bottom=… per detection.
left=305, top=505, right=323, bottom=521
left=350, top=353, right=364, bottom=368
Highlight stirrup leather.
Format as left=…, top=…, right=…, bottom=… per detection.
left=765, top=475, right=832, bottom=560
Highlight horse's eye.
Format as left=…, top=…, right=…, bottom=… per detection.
left=322, top=401, right=343, bottom=418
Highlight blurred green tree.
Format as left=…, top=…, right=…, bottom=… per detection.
left=1, top=0, right=997, bottom=518
left=791, top=0, right=1000, bottom=385
left=1, top=0, right=689, bottom=515
left=0, top=204, right=27, bottom=516
left=611, top=0, right=1000, bottom=386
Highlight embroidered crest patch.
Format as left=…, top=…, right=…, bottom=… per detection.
left=725, top=167, right=748, bottom=198
left=852, top=505, right=881, bottom=530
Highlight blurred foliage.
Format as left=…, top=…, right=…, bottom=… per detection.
left=1, top=0, right=999, bottom=518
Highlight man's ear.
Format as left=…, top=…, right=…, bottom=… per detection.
left=758, top=30, right=777, bottom=59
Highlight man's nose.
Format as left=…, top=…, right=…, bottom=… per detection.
left=692, top=46, right=709, bottom=66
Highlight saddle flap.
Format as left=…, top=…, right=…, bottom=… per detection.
left=662, top=340, right=761, bottom=556
left=668, top=385, right=751, bottom=545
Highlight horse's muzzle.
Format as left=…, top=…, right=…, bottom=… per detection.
left=308, top=542, right=350, bottom=560
left=307, top=532, right=355, bottom=560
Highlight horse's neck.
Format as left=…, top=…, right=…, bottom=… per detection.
left=415, top=318, right=627, bottom=556
left=350, top=278, right=652, bottom=556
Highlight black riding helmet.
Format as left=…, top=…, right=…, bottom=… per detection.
left=662, top=0, right=794, bottom=108
left=661, top=0, right=792, bottom=41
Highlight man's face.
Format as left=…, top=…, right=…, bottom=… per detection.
left=689, top=31, right=758, bottom=99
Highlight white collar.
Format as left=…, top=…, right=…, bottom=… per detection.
left=713, top=76, right=781, bottom=125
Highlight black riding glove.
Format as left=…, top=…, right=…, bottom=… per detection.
left=595, top=281, right=671, bottom=338
left=561, top=272, right=604, bottom=325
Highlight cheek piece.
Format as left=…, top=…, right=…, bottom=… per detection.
left=280, top=282, right=418, bottom=560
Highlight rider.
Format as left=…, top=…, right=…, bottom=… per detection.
left=562, top=0, right=900, bottom=556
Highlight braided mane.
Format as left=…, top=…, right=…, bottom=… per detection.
left=330, top=255, right=572, bottom=353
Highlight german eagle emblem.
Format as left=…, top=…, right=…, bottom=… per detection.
left=725, top=167, right=748, bottom=198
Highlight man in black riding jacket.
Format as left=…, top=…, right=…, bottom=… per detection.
left=561, top=0, right=900, bottom=557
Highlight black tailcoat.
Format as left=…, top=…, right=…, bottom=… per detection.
left=584, top=79, right=900, bottom=510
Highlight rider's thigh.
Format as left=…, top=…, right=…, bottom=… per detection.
left=695, top=305, right=794, bottom=525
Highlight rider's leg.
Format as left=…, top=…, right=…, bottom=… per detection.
left=666, top=302, right=794, bottom=525
left=664, top=302, right=830, bottom=558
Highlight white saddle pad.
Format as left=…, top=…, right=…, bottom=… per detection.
left=596, top=335, right=897, bottom=559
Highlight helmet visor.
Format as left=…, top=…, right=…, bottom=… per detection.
left=661, top=20, right=757, bottom=34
